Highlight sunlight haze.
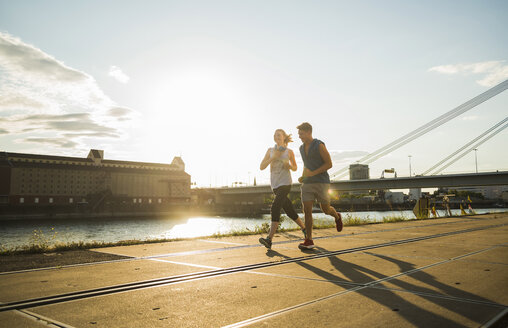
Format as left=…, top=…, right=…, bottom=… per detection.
left=1, top=0, right=507, bottom=187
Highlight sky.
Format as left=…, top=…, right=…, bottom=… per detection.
left=0, top=0, right=507, bottom=187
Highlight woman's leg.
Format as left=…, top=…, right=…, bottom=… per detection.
left=268, top=187, right=285, bottom=239
left=280, top=189, right=306, bottom=231
left=267, top=221, right=279, bottom=240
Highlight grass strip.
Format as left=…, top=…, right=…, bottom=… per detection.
left=0, top=212, right=482, bottom=256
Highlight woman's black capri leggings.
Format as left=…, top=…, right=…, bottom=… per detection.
left=271, top=185, right=298, bottom=222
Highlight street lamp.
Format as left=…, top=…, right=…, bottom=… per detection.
left=474, top=148, right=478, bottom=173
left=408, top=155, right=412, bottom=177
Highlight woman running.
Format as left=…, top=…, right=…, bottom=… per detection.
left=258, top=129, right=306, bottom=249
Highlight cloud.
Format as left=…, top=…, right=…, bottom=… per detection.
left=108, top=66, right=130, bottom=83
left=462, top=115, right=479, bottom=121
left=0, top=31, right=136, bottom=151
left=0, top=94, right=44, bottom=109
left=429, top=60, right=508, bottom=87
left=329, top=150, right=369, bottom=162
left=63, top=132, right=120, bottom=138
left=23, top=138, right=79, bottom=148
left=20, top=113, right=90, bottom=121
left=107, top=106, right=133, bottom=120
left=0, top=128, right=8, bottom=134
left=46, top=120, right=118, bottom=133
left=2, top=112, right=120, bottom=136
left=0, top=33, right=86, bottom=83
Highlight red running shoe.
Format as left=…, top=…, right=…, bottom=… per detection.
left=298, top=239, right=315, bottom=250
left=335, top=213, right=343, bottom=232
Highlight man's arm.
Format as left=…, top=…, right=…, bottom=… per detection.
left=303, top=143, right=332, bottom=177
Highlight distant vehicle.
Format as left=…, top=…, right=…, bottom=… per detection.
left=381, top=168, right=397, bottom=179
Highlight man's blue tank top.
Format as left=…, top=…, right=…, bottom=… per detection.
left=299, top=139, right=330, bottom=184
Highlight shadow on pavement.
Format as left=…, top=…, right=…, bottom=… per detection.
left=263, top=246, right=498, bottom=327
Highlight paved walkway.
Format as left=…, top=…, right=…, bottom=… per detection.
left=1, top=212, right=507, bottom=327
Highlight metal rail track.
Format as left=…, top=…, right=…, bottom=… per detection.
left=0, top=222, right=504, bottom=313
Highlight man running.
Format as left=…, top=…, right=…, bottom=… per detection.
left=297, top=122, right=343, bottom=249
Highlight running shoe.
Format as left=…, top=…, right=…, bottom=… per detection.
left=298, top=239, right=315, bottom=250
left=335, top=213, right=343, bottom=232
left=259, top=237, right=272, bottom=249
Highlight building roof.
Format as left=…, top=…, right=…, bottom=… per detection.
left=0, top=150, right=188, bottom=174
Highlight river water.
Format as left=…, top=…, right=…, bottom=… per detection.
left=1, top=209, right=506, bottom=249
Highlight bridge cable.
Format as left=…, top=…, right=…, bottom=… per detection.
left=422, top=117, right=508, bottom=175
left=430, top=119, right=508, bottom=175
left=330, top=79, right=508, bottom=180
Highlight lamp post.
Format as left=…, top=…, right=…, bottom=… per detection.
left=408, top=155, right=412, bottom=177
left=474, top=148, right=478, bottom=173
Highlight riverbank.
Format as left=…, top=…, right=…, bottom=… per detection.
left=1, top=211, right=502, bottom=258
left=2, top=212, right=507, bottom=327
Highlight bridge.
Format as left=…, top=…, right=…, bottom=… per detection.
left=191, top=171, right=508, bottom=214
left=218, top=171, right=508, bottom=195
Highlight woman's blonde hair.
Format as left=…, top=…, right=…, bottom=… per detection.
left=275, top=129, right=293, bottom=146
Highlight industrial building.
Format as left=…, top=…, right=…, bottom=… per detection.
left=349, top=164, right=370, bottom=180
left=0, top=149, right=190, bottom=215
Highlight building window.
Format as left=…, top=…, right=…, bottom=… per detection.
left=35, top=197, right=39, bottom=204
left=158, top=198, right=162, bottom=204
left=69, top=198, right=73, bottom=204
left=20, top=198, right=24, bottom=204
left=148, top=199, right=152, bottom=204
left=49, top=198, right=53, bottom=203
left=138, top=198, right=142, bottom=203
left=133, top=198, right=137, bottom=203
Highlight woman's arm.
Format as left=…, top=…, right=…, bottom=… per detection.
left=260, top=149, right=272, bottom=170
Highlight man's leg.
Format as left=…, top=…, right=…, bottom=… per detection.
left=303, top=201, right=314, bottom=240
left=320, top=203, right=343, bottom=232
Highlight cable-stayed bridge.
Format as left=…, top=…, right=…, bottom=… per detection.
left=198, top=80, right=508, bottom=206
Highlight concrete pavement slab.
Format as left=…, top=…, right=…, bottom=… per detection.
left=158, top=237, right=390, bottom=269
left=91, top=239, right=243, bottom=258
left=251, top=252, right=438, bottom=285
left=246, top=286, right=502, bottom=328
left=425, top=228, right=508, bottom=247
left=459, top=246, right=508, bottom=265
left=0, top=311, right=51, bottom=328
left=0, top=259, right=204, bottom=302
left=28, top=271, right=351, bottom=328
left=345, top=223, right=496, bottom=243
left=365, top=240, right=491, bottom=261
left=380, top=260, right=508, bottom=306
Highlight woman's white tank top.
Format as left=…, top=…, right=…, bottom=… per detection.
left=270, top=146, right=292, bottom=189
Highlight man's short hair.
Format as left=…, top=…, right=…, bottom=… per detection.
left=297, top=122, right=312, bottom=132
